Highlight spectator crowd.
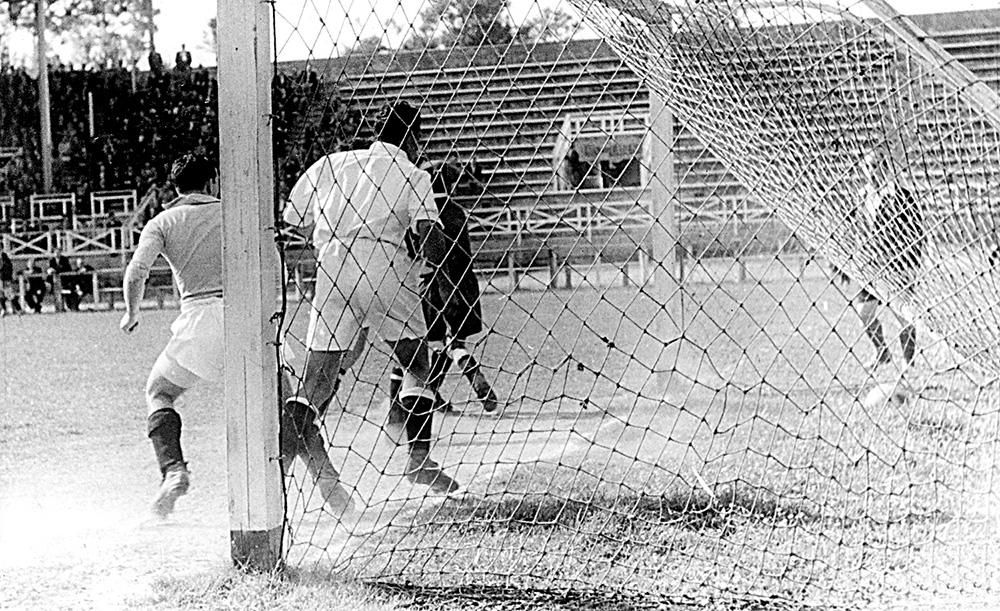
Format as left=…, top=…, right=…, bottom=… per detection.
left=0, top=50, right=361, bottom=232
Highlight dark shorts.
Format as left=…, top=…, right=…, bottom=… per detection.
left=422, top=279, right=483, bottom=342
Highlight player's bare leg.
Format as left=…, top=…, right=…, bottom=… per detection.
left=282, top=345, right=362, bottom=519
left=857, top=298, right=891, bottom=370
left=145, top=358, right=198, bottom=519
left=385, top=337, right=460, bottom=494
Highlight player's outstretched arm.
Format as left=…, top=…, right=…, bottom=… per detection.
left=120, top=220, right=163, bottom=334
left=120, top=264, right=146, bottom=333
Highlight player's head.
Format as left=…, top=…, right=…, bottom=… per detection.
left=422, top=159, right=482, bottom=204
left=170, top=153, right=216, bottom=194
left=422, top=159, right=462, bottom=196
left=375, top=101, right=421, bottom=156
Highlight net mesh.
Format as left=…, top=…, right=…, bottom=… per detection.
left=266, top=0, right=1000, bottom=606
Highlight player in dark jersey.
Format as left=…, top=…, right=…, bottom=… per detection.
left=850, top=149, right=924, bottom=370
left=387, top=160, right=499, bottom=417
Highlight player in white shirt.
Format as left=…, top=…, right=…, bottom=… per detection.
left=282, top=102, right=460, bottom=516
left=120, top=154, right=222, bottom=518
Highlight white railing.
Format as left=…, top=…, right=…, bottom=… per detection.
left=29, top=193, right=75, bottom=223
left=1, top=226, right=138, bottom=258
left=2, top=231, right=58, bottom=258
left=74, top=190, right=137, bottom=230
left=0, top=194, right=13, bottom=224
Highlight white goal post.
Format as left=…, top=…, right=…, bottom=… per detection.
left=217, top=0, right=284, bottom=570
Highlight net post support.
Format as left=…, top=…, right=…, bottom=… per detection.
left=217, top=0, right=283, bottom=572
left=648, top=92, right=682, bottom=388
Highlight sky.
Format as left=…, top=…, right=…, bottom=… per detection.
left=5, top=0, right=1000, bottom=69
left=154, top=0, right=1000, bottom=69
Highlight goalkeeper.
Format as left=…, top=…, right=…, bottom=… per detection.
left=387, top=160, right=499, bottom=415
left=845, top=148, right=924, bottom=371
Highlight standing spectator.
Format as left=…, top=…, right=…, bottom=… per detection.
left=65, top=257, right=95, bottom=311
left=149, top=48, right=164, bottom=76
left=21, top=258, right=46, bottom=313
left=174, top=45, right=192, bottom=72
left=0, top=248, right=21, bottom=316
left=47, top=249, right=73, bottom=310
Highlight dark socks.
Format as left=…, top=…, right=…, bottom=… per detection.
left=900, top=325, right=917, bottom=365
left=428, top=350, right=451, bottom=392
left=148, top=408, right=185, bottom=477
left=280, top=399, right=320, bottom=459
left=399, top=395, right=434, bottom=455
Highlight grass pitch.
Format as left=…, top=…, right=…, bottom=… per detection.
left=2, top=263, right=999, bottom=609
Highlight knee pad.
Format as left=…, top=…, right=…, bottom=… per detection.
left=400, top=371, right=436, bottom=403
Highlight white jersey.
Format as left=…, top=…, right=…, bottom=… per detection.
left=284, top=141, right=439, bottom=259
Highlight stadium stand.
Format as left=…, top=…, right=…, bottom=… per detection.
left=0, top=9, right=997, bottom=291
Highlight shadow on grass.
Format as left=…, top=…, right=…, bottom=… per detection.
left=370, top=581, right=834, bottom=611
left=416, top=480, right=955, bottom=534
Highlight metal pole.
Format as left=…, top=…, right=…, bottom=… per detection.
left=87, top=91, right=95, bottom=138
left=145, top=0, right=156, bottom=52
left=36, top=0, right=53, bottom=193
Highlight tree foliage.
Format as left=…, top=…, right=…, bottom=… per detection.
left=2, top=0, right=148, bottom=68
left=517, top=6, right=579, bottom=44
left=406, top=0, right=515, bottom=49
left=402, top=0, right=578, bottom=49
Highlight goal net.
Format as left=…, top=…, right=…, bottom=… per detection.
left=268, top=0, right=1000, bottom=606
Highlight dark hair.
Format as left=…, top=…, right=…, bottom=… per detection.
left=422, top=159, right=463, bottom=197
left=170, top=153, right=216, bottom=193
left=376, top=101, right=421, bottom=147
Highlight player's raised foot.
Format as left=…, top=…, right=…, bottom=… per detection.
left=314, top=473, right=356, bottom=519
left=151, top=465, right=190, bottom=518
left=472, top=376, right=499, bottom=413
left=480, top=389, right=499, bottom=413
left=405, top=450, right=461, bottom=494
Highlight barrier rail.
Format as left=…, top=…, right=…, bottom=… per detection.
left=10, top=268, right=177, bottom=313
left=1, top=227, right=138, bottom=258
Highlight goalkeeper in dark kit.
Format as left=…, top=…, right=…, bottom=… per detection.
left=387, top=159, right=499, bottom=422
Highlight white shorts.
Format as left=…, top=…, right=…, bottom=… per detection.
left=161, top=297, right=224, bottom=383
left=306, top=242, right=427, bottom=351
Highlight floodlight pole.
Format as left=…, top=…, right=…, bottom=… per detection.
left=217, top=0, right=283, bottom=571
left=36, top=0, right=53, bottom=192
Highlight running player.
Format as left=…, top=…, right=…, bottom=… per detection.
left=848, top=148, right=924, bottom=371
left=387, top=160, right=498, bottom=415
left=282, top=101, right=461, bottom=514
left=120, top=153, right=222, bottom=518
